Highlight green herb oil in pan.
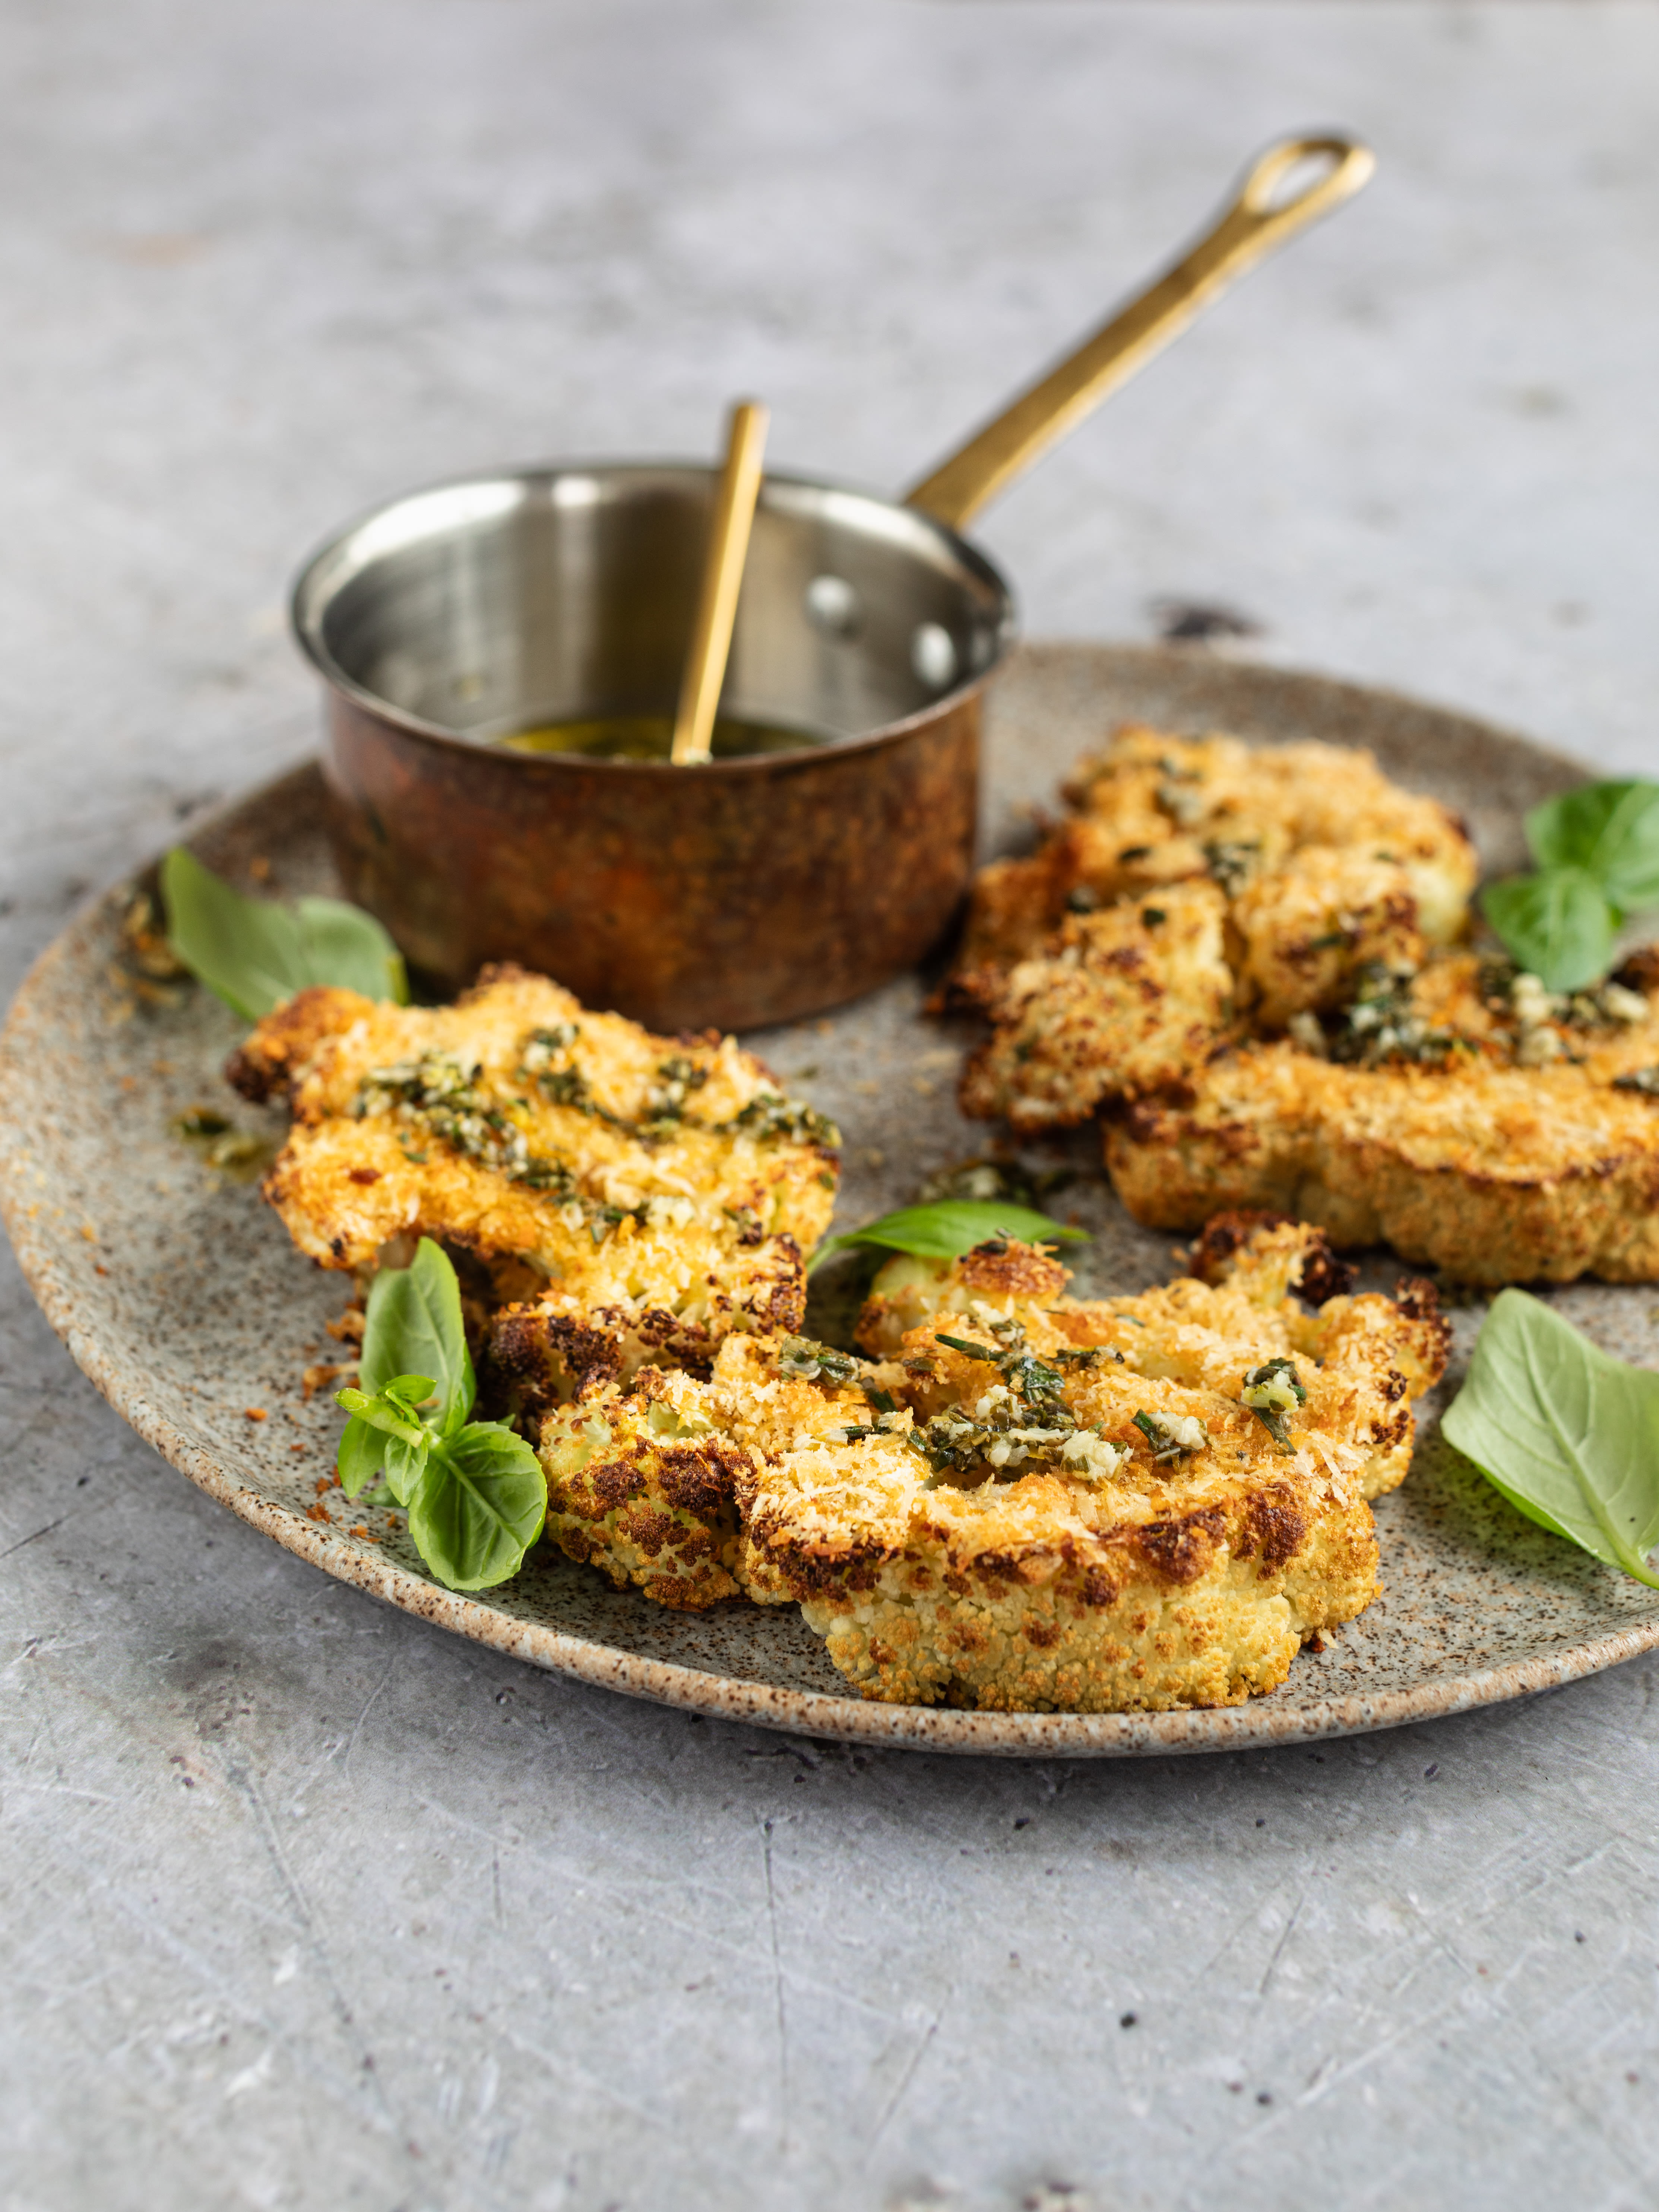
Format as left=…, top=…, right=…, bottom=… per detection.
left=498, top=714, right=832, bottom=763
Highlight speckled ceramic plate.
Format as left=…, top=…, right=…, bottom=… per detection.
left=7, top=641, right=1659, bottom=1756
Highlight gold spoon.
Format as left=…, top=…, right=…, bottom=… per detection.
left=669, top=399, right=770, bottom=765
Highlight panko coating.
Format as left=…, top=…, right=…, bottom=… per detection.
left=957, top=880, right=1234, bottom=1131
left=955, top=724, right=1476, bottom=983
left=536, top=1223, right=1449, bottom=1712
left=1108, top=961, right=1659, bottom=1284
left=230, top=963, right=839, bottom=1376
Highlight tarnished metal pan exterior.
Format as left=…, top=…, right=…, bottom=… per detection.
left=296, top=464, right=1011, bottom=1029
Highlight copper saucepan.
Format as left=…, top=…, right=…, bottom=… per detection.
left=293, top=136, right=1372, bottom=1032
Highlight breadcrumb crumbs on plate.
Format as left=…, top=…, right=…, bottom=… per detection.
left=244, top=1407, right=267, bottom=1421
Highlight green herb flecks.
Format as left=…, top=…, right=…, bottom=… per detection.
left=724, top=1091, right=839, bottom=1148
left=912, top=1157, right=1074, bottom=1212
left=351, top=1053, right=648, bottom=1242
left=519, top=1025, right=602, bottom=1115
left=171, top=1106, right=278, bottom=1180
left=520, top=1028, right=829, bottom=1154
left=807, top=1198, right=1086, bottom=1277
left=1131, top=1409, right=1212, bottom=1462
left=911, top=1314, right=1120, bottom=1483
left=776, top=1335, right=864, bottom=1388
left=1240, top=1356, right=1308, bottom=1455
left=161, top=847, right=407, bottom=1021
left=1441, top=1287, right=1659, bottom=1589
left=335, top=1239, right=545, bottom=1591
left=355, top=1054, right=571, bottom=1189
left=641, top=1056, right=710, bottom=1135
left=1203, top=839, right=1262, bottom=898
left=1329, top=962, right=1460, bottom=1068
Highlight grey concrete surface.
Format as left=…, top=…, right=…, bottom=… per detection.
left=4, top=4, right=1659, bottom=2207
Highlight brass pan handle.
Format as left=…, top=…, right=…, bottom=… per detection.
left=903, top=133, right=1375, bottom=532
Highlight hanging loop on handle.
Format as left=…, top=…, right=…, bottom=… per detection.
left=903, top=133, right=1375, bottom=534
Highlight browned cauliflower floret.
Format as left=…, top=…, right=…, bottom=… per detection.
left=957, top=882, right=1233, bottom=1131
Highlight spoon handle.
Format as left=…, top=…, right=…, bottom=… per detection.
left=904, top=133, right=1374, bottom=533
left=671, top=400, right=770, bottom=766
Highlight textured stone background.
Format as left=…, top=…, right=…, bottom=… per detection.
left=4, top=4, right=1659, bottom=2208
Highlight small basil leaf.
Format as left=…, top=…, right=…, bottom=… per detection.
left=807, top=1199, right=1086, bottom=1277
left=381, top=1430, right=430, bottom=1508
left=1441, top=1288, right=1659, bottom=1588
left=336, top=1412, right=386, bottom=1500
left=405, top=1424, right=547, bottom=1591
left=161, top=846, right=408, bottom=1019
left=380, top=1373, right=440, bottom=1414
left=360, top=1239, right=475, bottom=1433
left=1526, top=780, right=1659, bottom=913
left=297, top=895, right=410, bottom=1006
left=333, top=1384, right=428, bottom=1448
left=1479, top=868, right=1616, bottom=994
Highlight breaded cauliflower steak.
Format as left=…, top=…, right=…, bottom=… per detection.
left=538, top=1224, right=1448, bottom=1710
left=229, top=964, right=839, bottom=1379
left=1109, top=992, right=1659, bottom=1283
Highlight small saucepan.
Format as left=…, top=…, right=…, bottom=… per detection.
left=292, top=135, right=1371, bottom=1033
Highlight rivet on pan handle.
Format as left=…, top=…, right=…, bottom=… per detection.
left=903, top=133, right=1376, bottom=533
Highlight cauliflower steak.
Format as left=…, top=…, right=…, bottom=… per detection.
left=230, top=964, right=839, bottom=1385
left=536, top=1221, right=1448, bottom=1710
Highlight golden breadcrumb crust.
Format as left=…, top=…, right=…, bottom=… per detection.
left=1108, top=1006, right=1659, bottom=1283
left=958, top=881, right=1233, bottom=1130
left=537, top=1224, right=1448, bottom=1714
left=956, top=724, right=1476, bottom=981
left=230, top=964, right=838, bottom=1377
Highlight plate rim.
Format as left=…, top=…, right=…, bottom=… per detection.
left=5, top=640, right=1655, bottom=1758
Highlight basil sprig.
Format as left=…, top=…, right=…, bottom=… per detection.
left=1441, top=1288, right=1659, bottom=1590
left=1480, top=778, right=1659, bottom=992
left=333, top=1238, right=545, bottom=1591
left=807, top=1198, right=1086, bottom=1277
left=162, top=846, right=408, bottom=1020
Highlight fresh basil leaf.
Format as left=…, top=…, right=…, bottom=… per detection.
left=162, top=847, right=311, bottom=1021
left=405, top=1423, right=547, bottom=1591
left=379, top=1373, right=440, bottom=1416
left=333, top=1387, right=428, bottom=1449
left=297, top=896, right=411, bottom=1007
left=381, top=1431, right=430, bottom=1508
left=1479, top=868, right=1616, bottom=994
left=807, top=1199, right=1087, bottom=1277
left=1526, top=780, right=1659, bottom=913
left=1441, top=1288, right=1659, bottom=1588
left=161, top=846, right=407, bottom=1019
left=360, top=1239, right=475, bottom=1434
left=337, top=1412, right=387, bottom=1500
